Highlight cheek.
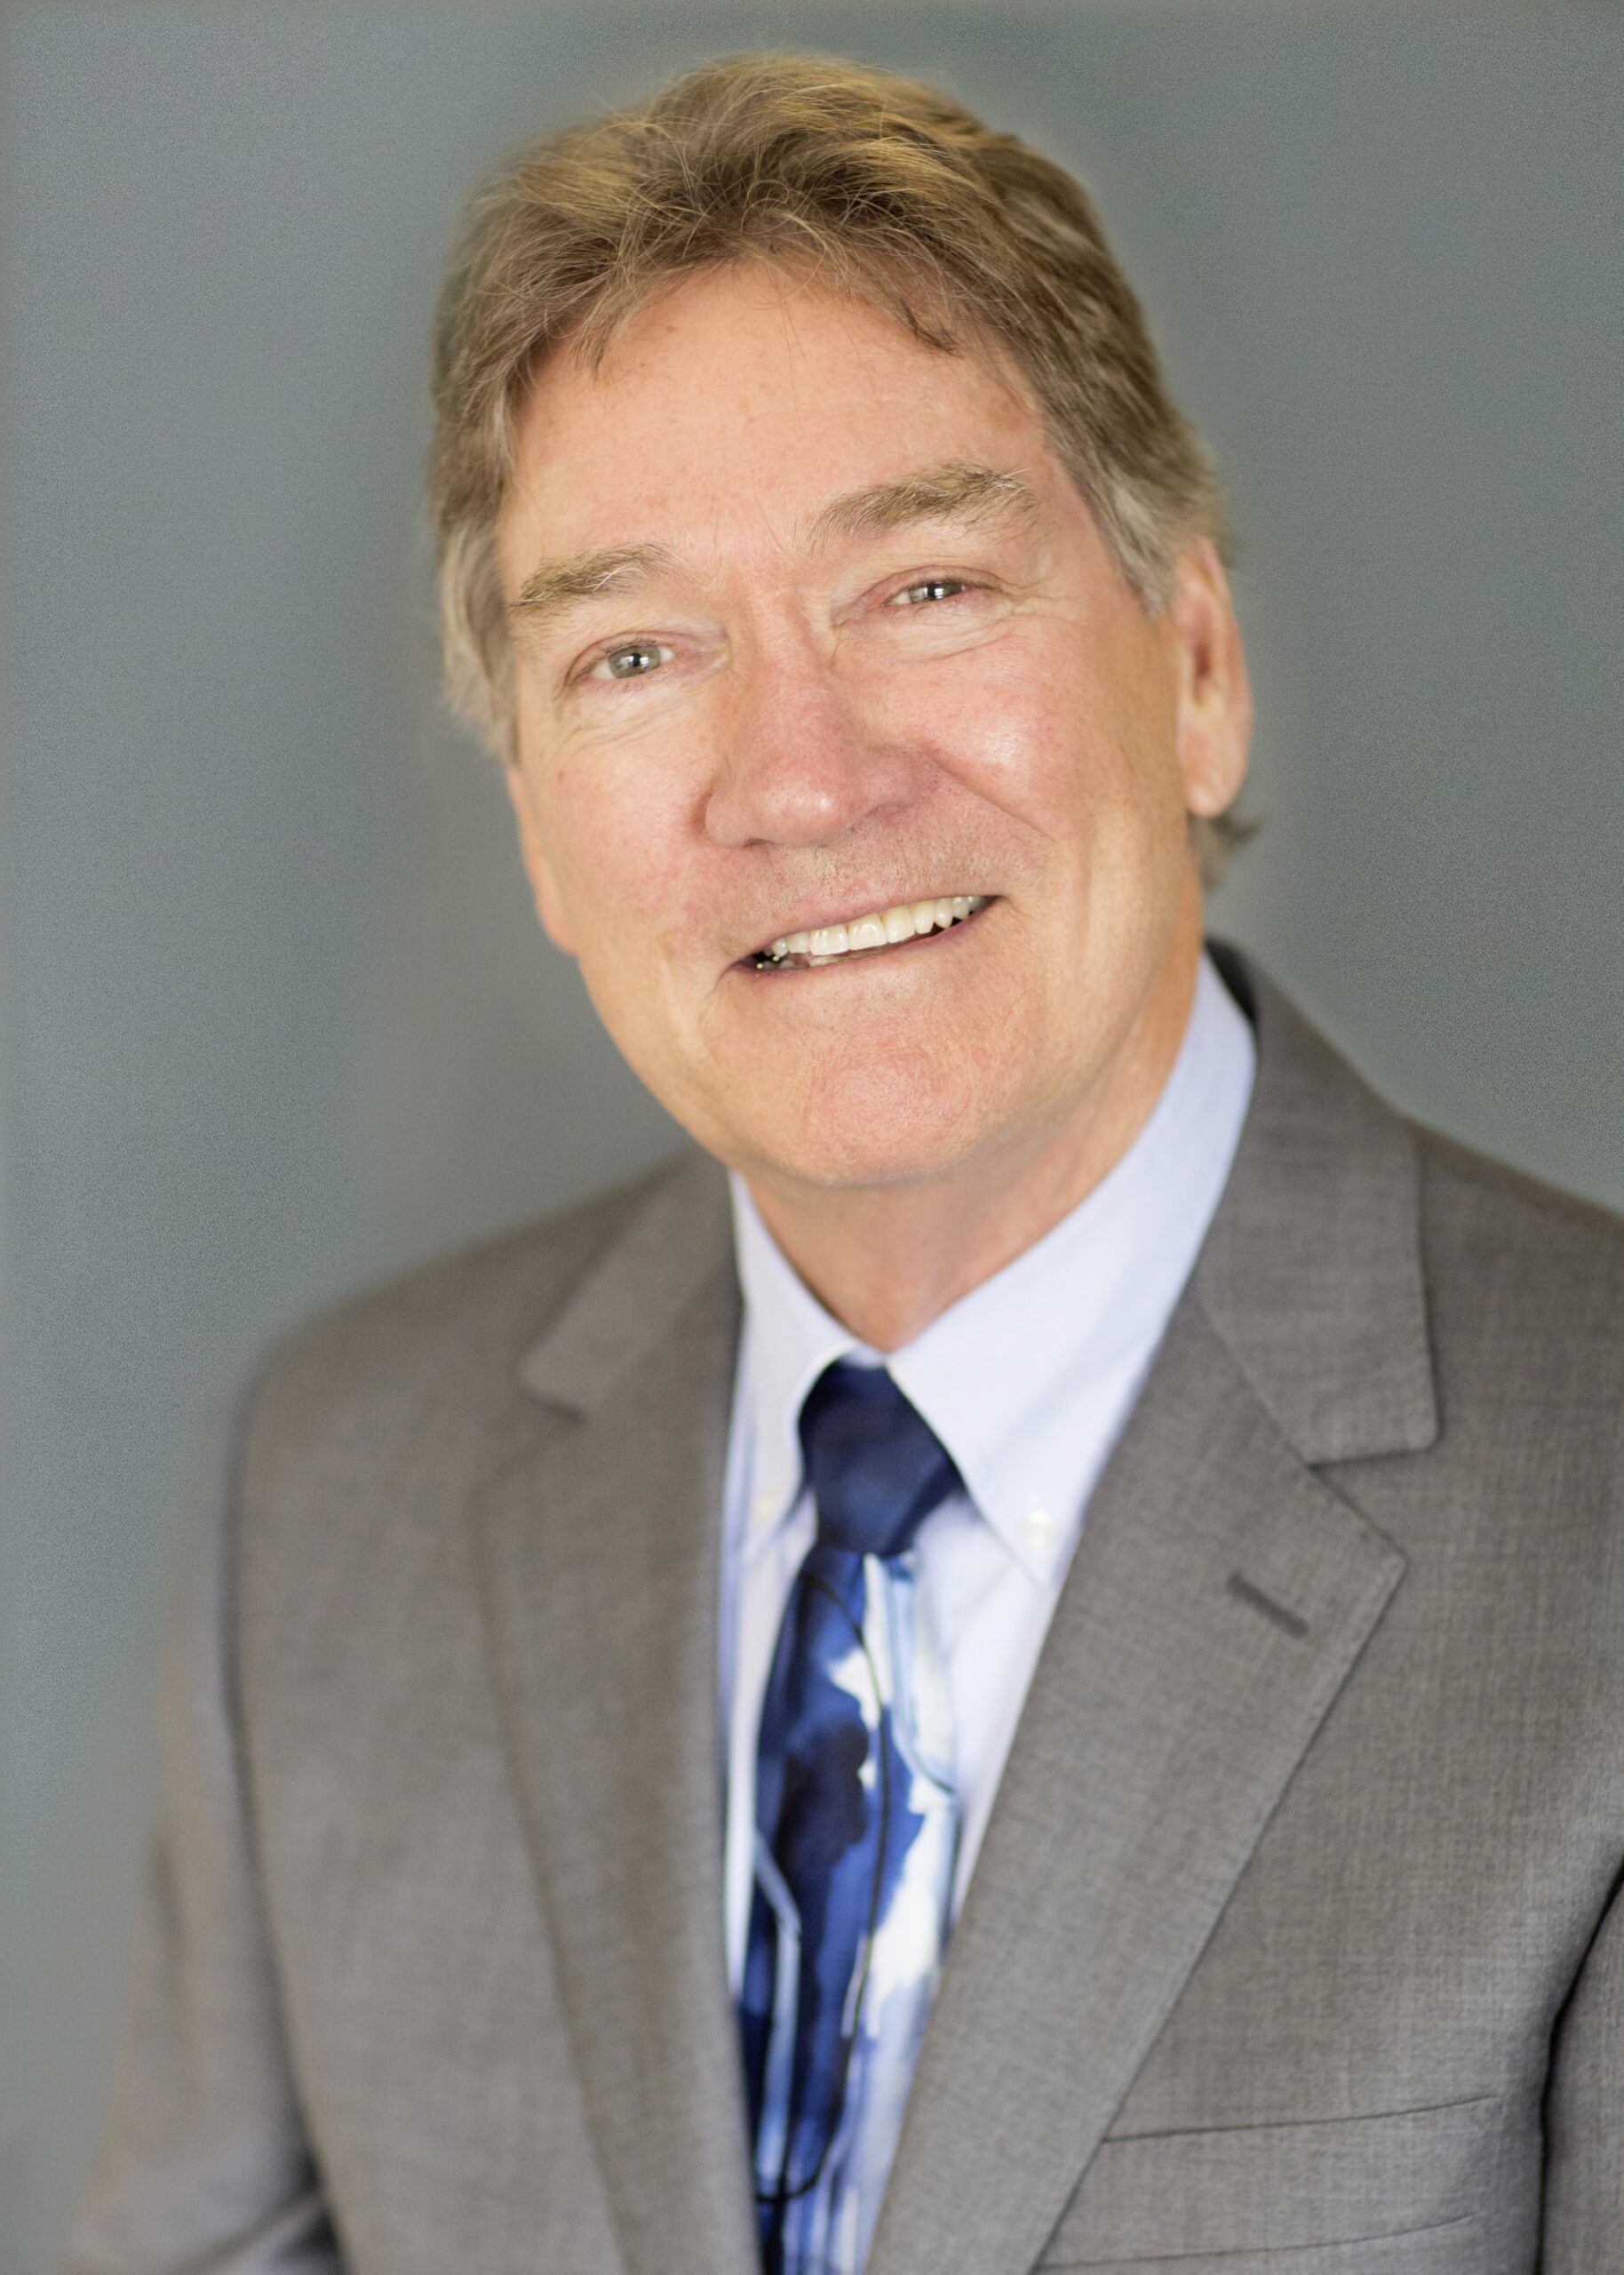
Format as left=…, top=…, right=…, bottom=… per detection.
left=896, top=634, right=1174, bottom=849
left=533, top=744, right=705, bottom=974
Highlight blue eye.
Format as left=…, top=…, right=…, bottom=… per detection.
left=597, top=640, right=666, bottom=679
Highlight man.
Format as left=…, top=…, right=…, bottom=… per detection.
left=72, top=51, right=1622, bottom=2275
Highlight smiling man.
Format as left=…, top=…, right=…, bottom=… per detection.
left=73, top=52, right=1623, bottom=2275
left=495, top=263, right=1246, bottom=1351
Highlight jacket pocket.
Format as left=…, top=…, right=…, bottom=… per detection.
left=1036, top=2094, right=1504, bottom=2266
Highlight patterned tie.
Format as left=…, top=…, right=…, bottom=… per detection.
left=740, top=1360, right=963, bottom=2275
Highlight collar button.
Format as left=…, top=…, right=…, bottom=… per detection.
left=1021, top=1507, right=1056, bottom=1556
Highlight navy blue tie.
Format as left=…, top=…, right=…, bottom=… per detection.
left=740, top=1360, right=963, bottom=2275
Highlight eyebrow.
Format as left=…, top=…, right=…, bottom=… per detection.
left=506, top=460, right=1040, bottom=633
left=808, top=459, right=1040, bottom=545
left=509, top=544, right=679, bottom=627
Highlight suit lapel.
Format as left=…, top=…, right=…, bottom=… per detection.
left=866, top=1298, right=1406, bottom=2275
left=867, top=953, right=1436, bottom=2275
left=472, top=1153, right=760, bottom=2275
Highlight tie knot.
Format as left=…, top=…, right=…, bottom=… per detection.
left=797, top=1358, right=961, bottom=1559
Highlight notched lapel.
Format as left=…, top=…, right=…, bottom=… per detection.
left=867, top=1298, right=1408, bottom=2275
left=869, top=962, right=1435, bottom=2275
left=471, top=1156, right=760, bottom=2275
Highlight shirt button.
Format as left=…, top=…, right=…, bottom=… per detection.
left=751, top=1489, right=778, bottom=1535
left=1021, top=1508, right=1056, bottom=1556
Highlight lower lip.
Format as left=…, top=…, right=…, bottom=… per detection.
left=736, top=898, right=997, bottom=979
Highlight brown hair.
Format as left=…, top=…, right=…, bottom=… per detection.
left=430, top=50, right=1249, bottom=878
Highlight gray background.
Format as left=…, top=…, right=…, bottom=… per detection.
left=2, top=3, right=1619, bottom=2265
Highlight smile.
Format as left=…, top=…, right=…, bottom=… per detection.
left=749, top=895, right=991, bottom=970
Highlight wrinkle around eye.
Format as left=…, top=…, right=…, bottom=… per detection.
left=863, top=577, right=1017, bottom=652
left=558, top=623, right=733, bottom=701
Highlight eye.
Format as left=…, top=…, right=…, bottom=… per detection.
left=890, top=577, right=974, bottom=608
left=584, top=638, right=673, bottom=682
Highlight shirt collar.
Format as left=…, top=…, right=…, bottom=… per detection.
left=729, top=1177, right=868, bottom=1561
left=728, top=951, right=1256, bottom=1580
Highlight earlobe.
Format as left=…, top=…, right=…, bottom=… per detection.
left=503, top=760, right=578, bottom=955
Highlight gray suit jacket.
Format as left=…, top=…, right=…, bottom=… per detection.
left=70, top=952, right=1624, bottom=2274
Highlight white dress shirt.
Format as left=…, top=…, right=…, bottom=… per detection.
left=719, top=951, right=1256, bottom=1992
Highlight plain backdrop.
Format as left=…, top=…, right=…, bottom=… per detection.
left=2, top=4, right=1620, bottom=2266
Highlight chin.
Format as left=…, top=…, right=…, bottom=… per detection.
left=724, top=1062, right=1003, bottom=1195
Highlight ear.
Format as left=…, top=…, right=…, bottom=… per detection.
left=1168, top=538, right=1253, bottom=821
left=503, top=759, right=578, bottom=956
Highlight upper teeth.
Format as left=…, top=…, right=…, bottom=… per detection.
left=760, top=895, right=986, bottom=966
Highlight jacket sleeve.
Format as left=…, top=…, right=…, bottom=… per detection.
left=66, top=1360, right=343, bottom=2274
left=1539, top=1859, right=1624, bottom=2263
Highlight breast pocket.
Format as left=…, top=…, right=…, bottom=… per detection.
left=1035, top=2095, right=1508, bottom=2270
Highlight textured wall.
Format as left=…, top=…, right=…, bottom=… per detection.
left=3, top=5, right=1619, bottom=2265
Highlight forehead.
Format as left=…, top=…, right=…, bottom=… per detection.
left=498, top=264, right=1058, bottom=571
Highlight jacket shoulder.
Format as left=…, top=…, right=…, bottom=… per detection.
left=1414, top=1122, right=1624, bottom=1404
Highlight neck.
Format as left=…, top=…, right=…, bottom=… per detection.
left=742, top=903, right=1206, bottom=1351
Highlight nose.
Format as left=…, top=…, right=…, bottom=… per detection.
left=702, top=631, right=927, bottom=850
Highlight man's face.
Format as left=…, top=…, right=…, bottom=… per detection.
left=498, top=264, right=1248, bottom=1195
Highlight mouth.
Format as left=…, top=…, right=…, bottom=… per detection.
left=745, top=894, right=992, bottom=972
